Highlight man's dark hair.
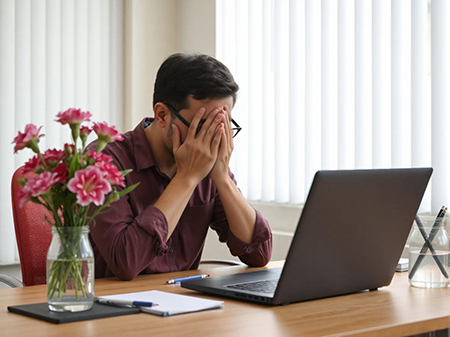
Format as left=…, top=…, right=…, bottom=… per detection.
left=153, top=53, right=239, bottom=111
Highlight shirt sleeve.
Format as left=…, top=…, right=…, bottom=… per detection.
left=88, top=157, right=169, bottom=281
left=209, top=172, right=273, bottom=267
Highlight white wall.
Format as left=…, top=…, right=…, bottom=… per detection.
left=124, top=0, right=178, bottom=130
left=202, top=203, right=302, bottom=262
left=177, top=0, right=216, bottom=56
left=124, top=0, right=217, bottom=130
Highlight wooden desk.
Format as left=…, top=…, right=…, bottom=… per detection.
left=1, top=261, right=449, bottom=336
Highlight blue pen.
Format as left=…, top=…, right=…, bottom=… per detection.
left=95, top=298, right=157, bottom=308
left=166, top=274, right=210, bottom=284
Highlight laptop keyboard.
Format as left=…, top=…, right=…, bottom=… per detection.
left=224, top=279, right=279, bottom=294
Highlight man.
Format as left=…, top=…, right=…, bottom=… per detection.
left=88, top=53, right=272, bottom=280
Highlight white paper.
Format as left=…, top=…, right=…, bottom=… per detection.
left=99, top=290, right=224, bottom=316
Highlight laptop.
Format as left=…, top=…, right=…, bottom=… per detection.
left=181, top=168, right=433, bottom=305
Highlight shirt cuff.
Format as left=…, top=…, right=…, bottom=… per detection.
left=227, top=209, right=272, bottom=256
left=134, top=205, right=169, bottom=256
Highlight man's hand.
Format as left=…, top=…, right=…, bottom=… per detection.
left=209, top=109, right=233, bottom=184
left=172, top=107, right=224, bottom=184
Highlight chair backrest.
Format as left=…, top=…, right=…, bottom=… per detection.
left=11, top=167, right=53, bottom=286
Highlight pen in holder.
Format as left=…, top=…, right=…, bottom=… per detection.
left=408, top=207, right=450, bottom=288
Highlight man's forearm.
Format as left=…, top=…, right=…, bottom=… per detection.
left=214, top=176, right=256, bottom=244
left=153, top=173, right=198, bottom=241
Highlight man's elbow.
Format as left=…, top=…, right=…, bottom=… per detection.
left=240, top=256, right=270, bottom=267
left=109, top=261, right=141, bottom=281
left=239, top=250, right=272, bottom=267
left=111, top=268, right=138, bottom=281
left=255, top=253, right=271, bottom=267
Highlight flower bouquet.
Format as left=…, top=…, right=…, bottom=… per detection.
left=12, top=108, right=138, bottom=312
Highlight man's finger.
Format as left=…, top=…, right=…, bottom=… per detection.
left=224, top=112, right=233, bottom=150
left=187, top=107, right=206, bottom=139
left=198, top=108, right=221, bottom=141
left=212, top=124, right=224, bottom=155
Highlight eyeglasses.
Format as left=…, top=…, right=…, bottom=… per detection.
left=164, top=103, right=242, bottom=138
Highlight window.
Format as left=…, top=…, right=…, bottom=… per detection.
left=0, top=0, right=124, bottom=265
left=216, top=0, right=449, bottom=214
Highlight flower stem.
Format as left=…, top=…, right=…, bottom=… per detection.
left=38, top=152, right=49, bottom=171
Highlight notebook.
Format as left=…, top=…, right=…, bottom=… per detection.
left=396, top=258, right=409, bottom=272
left=181, top=168, right=432, bottom=305
left=98, top=290, right=224, bottom=316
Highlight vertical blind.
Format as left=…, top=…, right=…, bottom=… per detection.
left=0, top=0, right=124, bottom=265
left=217, top=0, right=450, bottom=213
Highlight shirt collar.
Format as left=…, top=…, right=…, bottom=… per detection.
left=133, top=117, right=158, bottom=172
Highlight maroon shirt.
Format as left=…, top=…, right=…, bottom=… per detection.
left=88, top=118, right=272, bottom=280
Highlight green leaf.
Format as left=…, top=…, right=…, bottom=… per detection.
left=117, top=182, right=140, bottom=197
left=95, top=209, right=111, bottom=217
left=120, top=169, right=133, bottom=177
left=52, top=193, right=65, bottom=211
left=18, top=178, right=27, bottom=186
left=44, top=215, right=53, bottom=225
left=29, top=197, right=51, bottom=211
left=68, top=150, right=82, bottom=177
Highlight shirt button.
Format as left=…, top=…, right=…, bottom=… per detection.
left=169, top=249, right=174, bottom=254
left=246, top=247, right=253, bottom=253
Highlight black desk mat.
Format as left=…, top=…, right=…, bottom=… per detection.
left=8, top=302, right=141, bottom=324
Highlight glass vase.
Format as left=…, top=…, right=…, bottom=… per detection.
left=47, top=226, right=95, bottom=312
left=408, top=215, right=450, bottom=288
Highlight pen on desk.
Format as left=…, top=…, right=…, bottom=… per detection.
left=166, top=274, right=210, bottom=284
left=95, top=298, right=157, bottom=308
left=409, top=206, right=448, bottom=279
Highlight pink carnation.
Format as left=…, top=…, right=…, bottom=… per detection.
left=95, top=161, right=125, bottom=187
left=23, top=155, right=42, bottom=174
left=67, top=166, right=112, bottom=206
left=55, top=108, right=92, bottom=125
left=53, top=162, right=69, bottom=183
left=93, top=122, right=124, bottom=143
left=80, top=125, right=92, bottom=136
left=17, top=171, right=59, bottom=207
left=42, top=149, right=65, bottom=167
left=12, top=124, right=44, bottom=153
left=86, top=149, right=113, bottom=163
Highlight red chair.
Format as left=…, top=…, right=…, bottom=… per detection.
left=11, top=167, right=53, bottom=286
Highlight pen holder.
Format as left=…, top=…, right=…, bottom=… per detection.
left=408, top=215, right=450, bottom=288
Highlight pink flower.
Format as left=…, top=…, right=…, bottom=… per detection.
left=42, top=149, right=65, bottom=167
left=95, top=161, right=125, bottom=187
left=17, top=187, right=33, bottom=208
left=80, top=126, right=92, bottom=137
left=12, top=124, right=44, bottom=153
left=80, top=125, right=92, bottom=146
left=23, top=155, right=42, bottom=174
left=18, top=171, right=59, bottom=207
left=86, top=149, right=113, bottom=163
left=93, top=122, right=123, bottom=142
left=53, top=162, right=69, bottom=183
left=55, top=108, right=92, bottom=125
left=67, top=166, right=112, bottom=206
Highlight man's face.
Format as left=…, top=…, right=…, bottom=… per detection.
left=168, top=95, right=234, bottom=144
